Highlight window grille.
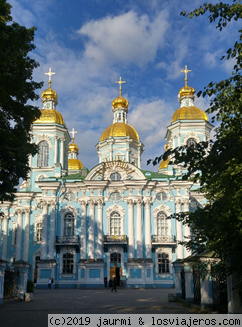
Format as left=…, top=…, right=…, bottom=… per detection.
left=158, top=253, right=169, bottom=273
left=37, top=141, right=49, bottom=167
left=157, top=212, right=168, bottom=236
left=64, top=213, right=74, bottom=236
left=110, top=211, right=121, bottom=235
left=63, top=253, right=73, bottom=274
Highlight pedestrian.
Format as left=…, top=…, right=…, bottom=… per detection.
left=48, top=278, right=52, bottom=289
left=51, top=278, right=54, bottom=289
left=104, top=276, right=107, bottom=288
left=111, top=277, right=117, bottom=292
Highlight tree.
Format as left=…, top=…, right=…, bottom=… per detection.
left=0, top=0, right=42, bottom=202
left=149, top=0, right=242, bottom=293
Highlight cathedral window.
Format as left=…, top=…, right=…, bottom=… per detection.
left=37, top=141, right=49, bottom=167
left=158, top=253, right=169, bottom=273
left=110, top=172, right=121, bottom=181
left=36, top=222, right=42, bottom=242
left=64, top=213, right=74, bottom=236
left=156, top=192, right=167, bottom=202
left=157, top=212, right=168, bottom=236
left=110, top=252, right=121, bottom=263
left=62, top=253, right=73, bottom=274
left=110, top=211, right=121, bottom=235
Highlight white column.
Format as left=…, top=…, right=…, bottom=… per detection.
left=176, top=199, right=183, bottom=259
left=80, top=201, right=87, bottom=261
left=88, top=200, right=95, bottom=261
left=60, top=138, right=64, bottom=167
left=54, top=136, right=58, bottom=164
left=49, top=201, right=56, bottom=259
left=144, top=199, right=152, bottom=260
left=97, top=200, right=103, bottom=260
left=128, top=200, right=134, bottom=261
left=2, top=216, right=8, bottom=261
left=23, top=209, right=30, bottom=261
left=184, top=200, right=191, bottom=258
left=16, top=210, right=23, bottom=261
left=40, top=202, right=48, bottom=260
left=126, top=145, right=129, bottom=162
left=136, top=200, right=143, bottom=260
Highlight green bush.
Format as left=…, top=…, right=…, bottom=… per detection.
left=27, top=279, right=34, bottom=293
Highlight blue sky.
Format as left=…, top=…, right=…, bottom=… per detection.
left=8, top=0, right=238, bottom=171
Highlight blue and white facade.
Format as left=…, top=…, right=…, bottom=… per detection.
left=0, top=70, right=213, bottom=289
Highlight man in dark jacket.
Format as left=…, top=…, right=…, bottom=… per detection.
left=111, top=277, right=117, bottom=292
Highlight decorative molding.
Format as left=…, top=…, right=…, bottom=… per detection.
left=36, top=134, right=53, bottom=147
left=183, top=132, right=200, bottom=145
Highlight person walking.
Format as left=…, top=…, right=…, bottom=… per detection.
left=111, top=277, right=117, bottom=292
left=48, top=278, right=52, bottom=290
left=104, top=276, right=107, bottom=288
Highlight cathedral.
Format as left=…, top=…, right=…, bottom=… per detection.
left=0, top=67, right=213, bottom=289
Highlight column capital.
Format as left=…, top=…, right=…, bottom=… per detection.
left=88, top=199, right=95, bottom=208
left=50, top=200, right=57, bottom=209
left=79, top=200, right=87, bottom=206
left=97, top=199, right=103, bottom=208
left=136, top=199, right=142, bottom=207
left=144, top=199, right=151, bottom=208
left=60, top=137, right=65, bottom=143
left=127, top=199, right=133, bottom=206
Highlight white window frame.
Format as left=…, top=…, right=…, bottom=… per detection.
left=34, top=215, right=43, bottom=243
left=106, top=204, right=125, bottom=235
left=155, top=247, right=172, bottom=276
left=60, top=206, right=78, bottom=236
left=153, top=204, right=172, bottom=236
left=37, top=141, right=49, bottom=167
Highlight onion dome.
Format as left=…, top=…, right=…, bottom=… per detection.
left=100, top=122, right=139, bottom=142
left=178, top=85, right=195, bottom=100
left=112, top=95, right=129, bottom=110
left=68, top=140, right=79, bottom=154
left=34, top=109, right=65, bottom=125
left=41, top=86, right=58, bottom=101
left=171, top=106, right=209, bottom=123
left=68, top=158, right=83, bottom=170
left=159, top=143, right=170, bottom=170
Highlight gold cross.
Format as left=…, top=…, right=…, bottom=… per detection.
left=181, top=65, right=191, bottom=86
left=70, top=128, right=77, bottom=140
left=45, top=68, right=55, bottom=88
left=115, top=77, right=126, bottom=96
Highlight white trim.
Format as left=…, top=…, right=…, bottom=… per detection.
left=60, top=206, right=78, bottom=236
left=153, top=204, right=172, bottom=236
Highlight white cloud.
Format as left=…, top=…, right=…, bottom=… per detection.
left=78, top=10, right=170, bottom=70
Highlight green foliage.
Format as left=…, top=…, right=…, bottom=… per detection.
left=149, top=1, right=242, bottom=293
left=26, top=279, right=34, bottom=293
left=0, top=0, right=42, bottom=202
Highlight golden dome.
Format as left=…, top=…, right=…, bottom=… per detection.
left=41, top=87, right=58, bottom=101
left=68, top=158, right=83, bottom=170
left=100, top=122, right=139, bottom=142
left=112, top=95, right=129, bottom=110
left=171, top=106, right=209, bottom=123
left=159, top=158, right=169, bottom=170
left=68, top=141, right=79, bottom=154
left=34, top=109, right=65, bottom=125
left=178, top=85, right=195, bottom=99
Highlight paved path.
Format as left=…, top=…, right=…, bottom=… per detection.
left=0, top=288, right=200, bottom=327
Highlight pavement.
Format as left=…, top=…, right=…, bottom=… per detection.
left=0, top=288, right=201, bottom=327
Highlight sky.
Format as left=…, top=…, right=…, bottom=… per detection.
left=8, top=0, right=238, bottom=171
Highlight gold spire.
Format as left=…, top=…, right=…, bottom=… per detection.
left=41, top=68, right=58, bottom=101
left=115, top=77, right=126, bottom=96
left=181, top=65, right=191, bottom=87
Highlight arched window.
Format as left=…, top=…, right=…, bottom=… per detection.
left=63, top=253, right=73, bottom=274
left=118, top=112, right=121, bottom=121
left=157, top=211, right=168, bottom=236
left=110, top=211, right=121, bottom=235
left=187, top=137, right=196, bottom=147
left=158, top=253, right=169, bottom=273
left=37, top=141, right=49, bottom=167
left=110, top=252, right=121, bottom=263
left=64, top=213, right=74, bottom=236
left=110, top=172, right=121, bottom=181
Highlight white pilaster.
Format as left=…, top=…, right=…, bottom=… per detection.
left=49, top=201, right=56, bottom=259
left=54, top=136, right=58, bottom=164
left=2, top=216, right=8, bottom=261
left=40, top=202, right=48, bottom=260
left=176, top=199, right=183, bottom=259
left=128, top=200, right=134, bottom=261
left=184, top=200, right=191, bottom=258
left=80, top=201, right=87, bottom=261
left=136, top=200, right=143, bottom=260
left=60, top=138, right=64, bottom=167
left=144, top=199, right=152, bottom=260
left=88, top=200, right=95, bottom=260
left=97, top=200, right=103, bottom=260
left=23, top=209, right=30, bottom=261
left=15, top=210, right=23, bottom=261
